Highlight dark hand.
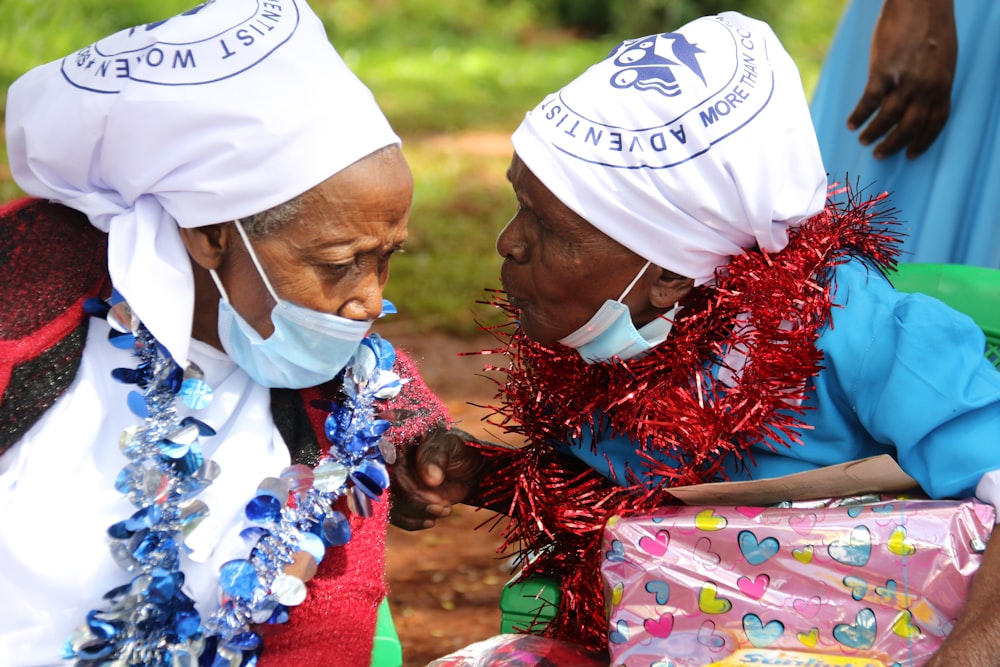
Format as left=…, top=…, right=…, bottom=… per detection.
left=848, top=0, right=957, bottom=159
left=389, top=427, right=486, bottom=531
left=925, top=636, right=996, bottom=667
left=923, top=522, right=1000, bottom=666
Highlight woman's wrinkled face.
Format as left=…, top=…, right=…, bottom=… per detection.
left=226, top=147, right=413, bottom=337
left=496, top=153, right=655, bottom=345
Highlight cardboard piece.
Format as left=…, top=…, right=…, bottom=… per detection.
left=664, top=455, right=919, bottom=506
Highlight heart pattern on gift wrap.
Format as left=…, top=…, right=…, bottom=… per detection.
left=644, top=580, right=670, bottom=605
left=695, top=508, right=727, bottom=531
left=694, top=536, right=721, bottom=568
left=792, top=544, right=814, bottom=564
left=644, top=612, right=675, bottom=638
left=606, top=539, right=626, bottom=562
left=888, top=526, right=916, bottom=557
left=737, top=574, right=769, bottom=600
left=875, top=579, right=898, bottom=603
left=891, top=610, right=920, bottom=639
left=698, top=582, right=732, bottom=614
left=611, top=581, right=624, bottom=607
left=788, top=512, right=817, bottom=536
left=833, top=607, right=877, bottom=650
left=738, top=530, right=779, bottom=565
left=742, top=613, right=784, bottom=647
left=792, top=595, right=821, bottom=619
left=609, top=619, right=630, bottom=644
left=797, top=627, right=820, bottom=647
left=736, top=506, right=766, bottom=519
left=828, top=525, right=872, bottom=566
left=639, top=530, right=670, bottom=557
left=697, top=620, right=727, bottom=649
left=843, top=575, right=869, bottom=601
left=874, top=579, right=914, bottom=608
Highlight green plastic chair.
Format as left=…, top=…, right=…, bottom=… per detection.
left=498, top=573, right=560, bottom=635
left=889, top=263, right=1000, bottom=368
left=499, top=263, right=1000, bottom=636
left=370, top=597, right=403, bottom=667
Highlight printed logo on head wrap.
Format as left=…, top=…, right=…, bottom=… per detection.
left=609, top=33, right=706, bottom=97
left=62, top=0, right=300, bottom=93
left=534, top=16, right=775, bottom=169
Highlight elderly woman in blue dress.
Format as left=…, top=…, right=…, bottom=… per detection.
left=391, top=12, right=1000, bottom=666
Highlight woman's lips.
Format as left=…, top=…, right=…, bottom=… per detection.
left=505, top=293, right=527, bottom=310
left=499, top=272, right=526, bottom=309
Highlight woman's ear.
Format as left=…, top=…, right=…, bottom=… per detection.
left=648, top=266, right=695, bottom=309
left=179, top=223, right=229, bottom=271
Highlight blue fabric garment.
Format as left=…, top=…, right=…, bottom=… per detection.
left=809, top=0, right=1000, bottom=268
left=557, top=260, right=1000, bottom=499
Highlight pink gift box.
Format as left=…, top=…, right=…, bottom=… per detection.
left=600, top=496, right=994, bottom=667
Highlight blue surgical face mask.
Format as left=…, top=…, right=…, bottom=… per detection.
left=210, top=218, right=384, bottom=389
left=558, top=260, right=682, bottom=364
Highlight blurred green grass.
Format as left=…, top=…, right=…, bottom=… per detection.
left=0, top=0, right=844, bottom=336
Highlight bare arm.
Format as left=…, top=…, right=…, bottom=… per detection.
left=924, top=526, right=1000, bottom=665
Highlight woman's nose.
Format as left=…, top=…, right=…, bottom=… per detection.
left=496, top=215, right=527, bottom=262
left=338, top=266, right=385, bottom=321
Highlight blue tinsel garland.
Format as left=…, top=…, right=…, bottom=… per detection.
left=64, top=293, right=404, bottom=666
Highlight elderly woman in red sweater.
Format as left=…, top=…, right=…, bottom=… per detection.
left=0, top=1, right=454, bottom=665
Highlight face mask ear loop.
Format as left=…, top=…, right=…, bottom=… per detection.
left=233, top=218, right=283, bottom=304
left=617, top=260, right=653, bottom=302
left=208, top=269, right=232, bottom=303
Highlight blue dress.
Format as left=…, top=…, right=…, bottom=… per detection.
left=810, top=0, right=1000, bottom=268
left=558, top=260, right=1000, bottom=500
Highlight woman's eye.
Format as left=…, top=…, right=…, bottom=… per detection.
left=514, top=202, right=546, bottom=229
left=521, top=203, right=545, bottom=225
left=324, top=262, right=353, bottom=274
left=378, top=247, right=402, bottom=270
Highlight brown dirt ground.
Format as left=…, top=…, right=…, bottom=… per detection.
left=381, top=324, right=524, bottom=667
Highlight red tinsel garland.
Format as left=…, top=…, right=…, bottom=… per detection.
left=474, top=189, right=900, bottom=651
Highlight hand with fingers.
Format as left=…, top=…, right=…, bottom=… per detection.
left=389, top=427, right=488, bottom=531
left=848, top=0, right=957, bottom=159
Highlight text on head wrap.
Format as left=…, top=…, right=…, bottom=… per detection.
left=63, top=0, right=300, bottom=92
left=530, top=18, right=774, bottom=170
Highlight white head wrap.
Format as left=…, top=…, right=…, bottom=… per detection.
left=511, top=12, right=826, bottom=285
left=5, top=0, right=400, bottom=365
